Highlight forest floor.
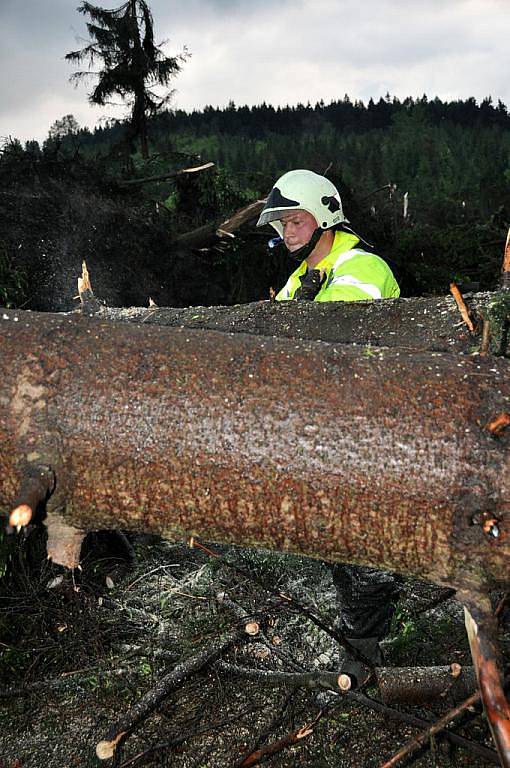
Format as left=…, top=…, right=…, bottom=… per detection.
left=0, top=533, right=506, bottom=768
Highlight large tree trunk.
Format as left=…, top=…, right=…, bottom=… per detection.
left=1, top=307, right=509, bottom=594
left=96, top=290, right=501, bottom=355
left=4, top=304, right=510, bottom=763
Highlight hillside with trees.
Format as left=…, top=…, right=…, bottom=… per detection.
left=2, top=93, right=509, bottom=310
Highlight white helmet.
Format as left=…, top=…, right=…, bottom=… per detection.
left=256, top=169, right=348, bottom=236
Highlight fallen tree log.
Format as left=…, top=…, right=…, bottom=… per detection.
left=1, top=307, right=509, bottom=593
left=216, top=661, right=476, bottom=705
left=96, top=290, right=508, bottom=356
left=173, top=199, right=266, bottom=248
left=2, top=306, right=510, bottom=762
left=375, top=663, right=476, bottom=705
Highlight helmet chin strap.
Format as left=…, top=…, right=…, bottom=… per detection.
left=286, top=227, right=324, bottom=262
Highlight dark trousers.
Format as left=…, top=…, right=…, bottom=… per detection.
left=330, top=563, right=401, bottom=640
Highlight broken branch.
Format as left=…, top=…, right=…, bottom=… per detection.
left=117, top=161, right=214, bottom=187
left=8, top=463, right=55, bottom=529
left=96, top=626, right=245, bottom=760
left=76, top=260, right=101, bottom=314
left=215, top=660, right=345, bottom=692
left=215, top=199, right=266, bottom=237
left=501, top=228, right=510, bottom=288
left=464, top=601, right=510, bottom=767
left=450, top=281, right=475, bottom=332
left=239, top=708, right=324, bottom=767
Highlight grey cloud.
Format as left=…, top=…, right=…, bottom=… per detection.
left=0, top=0, right=88, bottom=118
left=1, top=0, right=509, bottom=143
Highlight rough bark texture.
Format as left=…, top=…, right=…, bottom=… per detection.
left=216, top=661, right=476, bottom=705
left=1, top=308, right=509, bottom=592
left=97, top=291, right=499, bottom=354
left=375, top=664, right=476, bottom=705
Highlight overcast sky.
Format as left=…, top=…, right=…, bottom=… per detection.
left=1, top=0, right=509, bottom=144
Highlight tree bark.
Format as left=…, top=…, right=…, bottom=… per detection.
left=216, top=661, right=476, bottom=705
left=1, top=307, right=509, bottom=594
left=375, top=664, right=476, bottom=705
left=97, top=291, right=502, bottom=356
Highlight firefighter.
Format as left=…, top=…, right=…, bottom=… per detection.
left=257, top=169, right=401, bottom=688
left=257, top=168, right=400, bottom=303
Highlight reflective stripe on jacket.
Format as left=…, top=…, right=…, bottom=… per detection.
left=276, top=231, right=400, bottom=302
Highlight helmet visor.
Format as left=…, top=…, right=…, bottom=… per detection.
left=256, top=185, right=302, bottom=227
left=257, top=207, right=304, bottom=228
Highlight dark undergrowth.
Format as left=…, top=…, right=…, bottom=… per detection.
left=1, top=145, right=508, bottom=315
left=0, top=528, right=504, bottom=768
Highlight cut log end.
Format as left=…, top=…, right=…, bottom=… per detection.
left=337, top=673, right=352, bottom=691
left=9, top=464, right=56, bottom=528
left=244, top=621, right=260, bottom=637
left=96, top=731, right=127, bottom=760
left=450, top=663, right=462, bottom=678
left=486, top=412, right=510, bottom=436
left=9, top=503, right=33, bottom=529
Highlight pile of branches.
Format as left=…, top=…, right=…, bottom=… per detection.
left=0, top=533, right=502, bottom=767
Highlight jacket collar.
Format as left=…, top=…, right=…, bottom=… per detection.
left=293, top=230, right=360, bottom=276
left=316, top=230, right=360, bottom=271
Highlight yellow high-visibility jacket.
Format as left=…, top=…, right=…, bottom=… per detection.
left=276, top=231, right=400, bottom=302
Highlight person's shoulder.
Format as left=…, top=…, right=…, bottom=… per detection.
left=347, top=248, right=392, bottom=269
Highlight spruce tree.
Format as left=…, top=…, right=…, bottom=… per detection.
left=66, top=1, right=188, bottom=158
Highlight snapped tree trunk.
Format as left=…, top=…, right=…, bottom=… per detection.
left=0, top=307, right=509, bottom=595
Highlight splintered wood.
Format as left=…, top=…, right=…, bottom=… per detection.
left=450, top=282, right=475, bottom=332
left=486, top=413, right=510, bottom=436
left=77, top=260, right=93, bottom=301
left=502, top=228, right=510, bottom=276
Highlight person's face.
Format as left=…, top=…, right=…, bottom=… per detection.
left=280, top=210, right=317, bottom=252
